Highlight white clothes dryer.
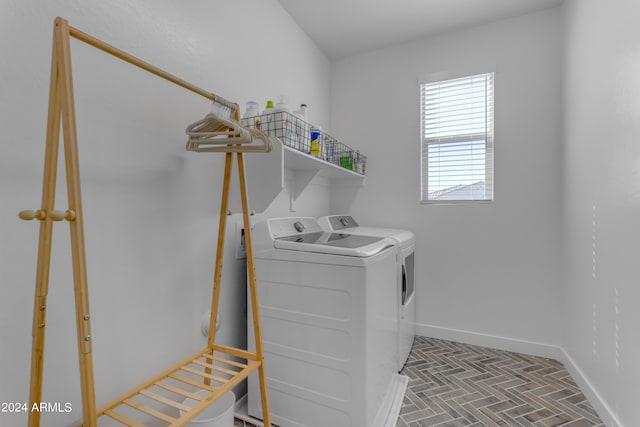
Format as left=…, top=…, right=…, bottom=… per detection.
left=248, top=217, right=407, bottom=427
left=318, top=215, right=416, bottom=372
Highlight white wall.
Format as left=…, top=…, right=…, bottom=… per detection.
left=562, top=1, right=640, bottom=426
left=330, top=8, right=564, bottom=352
left=0, top=1, right=330, bottom=426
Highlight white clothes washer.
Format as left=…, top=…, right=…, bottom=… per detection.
left=248, top=217, right=407, bottom=427
left=318, top=215, right=416, bottom=372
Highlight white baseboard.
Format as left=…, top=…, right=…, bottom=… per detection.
left=558, top=348, right=623, bottom=427
left=415, top=322, right=623, bottom=427
left=415, top=323, right=563, bottom=360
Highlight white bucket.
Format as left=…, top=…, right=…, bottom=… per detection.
left=180, top=391, right=235, bottom=426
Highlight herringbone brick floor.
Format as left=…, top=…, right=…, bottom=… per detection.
left=398, top=336, right=605, bottom=427
left=235, top=335, right=605, bottom=427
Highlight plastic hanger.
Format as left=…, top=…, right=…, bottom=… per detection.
left=186, top=113, right=253, bottom=145
left=186, top=127, right=272, bottom=153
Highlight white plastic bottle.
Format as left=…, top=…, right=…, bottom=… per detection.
left=243, top=101, right=260, bottom=118
left=243, top=101, right=261, bottom=129
left=262, top=100, right=275, bottom=115
left=262, top=100, right=275, bottom=133
left=275, top=95, right=297, bottom=148
left=274, top=95, right=292, bottom=113
left=293, top=104, right=309, bottom=152
left=293, top=103, right=307, bottom=121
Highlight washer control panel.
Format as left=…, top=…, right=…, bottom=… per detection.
left=268, top=217, right=323, bottom=239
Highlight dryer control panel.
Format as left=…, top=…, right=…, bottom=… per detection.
left=328, top=215, right=359, bottom=230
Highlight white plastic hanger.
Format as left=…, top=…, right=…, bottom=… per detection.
left=186, top=113, right=253, bottom=145
left=186, top=127, right=272, bottom=153
left=186, top=102, right=272, bottom=153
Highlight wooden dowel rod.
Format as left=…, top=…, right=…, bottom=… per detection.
left=212, top=343, right=259, bottom=361
left=203, top=353, right=248, bottom=369
left=169, top=374, right=217, bottom=392
left=56, top=17, right=98, bottom=426
left=155, top=382, right=204, bottom=401
left=208, top=152, right=233, bottom=349
left=28, top=20, right=64, bottom=427
left=192, top=359, right=237, bottom=376
left=139, top=389, right=191, bottom=411
left=66, top=21, right=236, bottom=110
left=237, top=151, right=272, bottom=426
left=181, top=366, right=228, bottom=384
left=123, top=399, right=177, bottom=423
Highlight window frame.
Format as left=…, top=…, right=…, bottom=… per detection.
left=419, top=68, right=495, bottom=204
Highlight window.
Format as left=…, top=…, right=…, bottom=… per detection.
left=420, top=71, right=494, bottom=202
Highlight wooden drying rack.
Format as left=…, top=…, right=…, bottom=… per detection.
left=19, top=17, right=271, bottom=427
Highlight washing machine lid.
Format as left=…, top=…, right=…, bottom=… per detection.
left=274, top=232, right=393, bottom=257
left=260, top=217, right=395, bottom=257
left=345, top=226, right=415, bottom=246
left=319, top=215, right=415, bottom=246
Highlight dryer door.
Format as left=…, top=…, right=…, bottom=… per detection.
left=402, top=252, right=415, bottom=306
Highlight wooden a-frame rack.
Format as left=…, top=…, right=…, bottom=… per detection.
left=19, top=17, right=272, bottom=427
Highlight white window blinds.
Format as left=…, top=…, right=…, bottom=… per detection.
left=420, top=72, right=494, bottom=202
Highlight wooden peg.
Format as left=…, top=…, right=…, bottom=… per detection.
left=18, top=210, right=47, bottom=221
left=48, top=209, right=76, bottom=222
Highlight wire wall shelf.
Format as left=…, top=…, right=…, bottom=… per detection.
left=241, top=111, right=366, bottom=175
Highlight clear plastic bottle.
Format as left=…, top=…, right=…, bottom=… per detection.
left=326, top=140, right=335, bottom=163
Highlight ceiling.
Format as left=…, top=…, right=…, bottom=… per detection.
left=278, top=0, right=563, bottom=59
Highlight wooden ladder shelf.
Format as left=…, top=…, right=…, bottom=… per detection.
left=20, top=17, right=272, bottom=427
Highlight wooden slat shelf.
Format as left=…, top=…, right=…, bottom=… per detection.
left=80, top=346, right=260, bottom=426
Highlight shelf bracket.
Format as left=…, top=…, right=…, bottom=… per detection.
left=292, top=168, right=321, bottom=202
